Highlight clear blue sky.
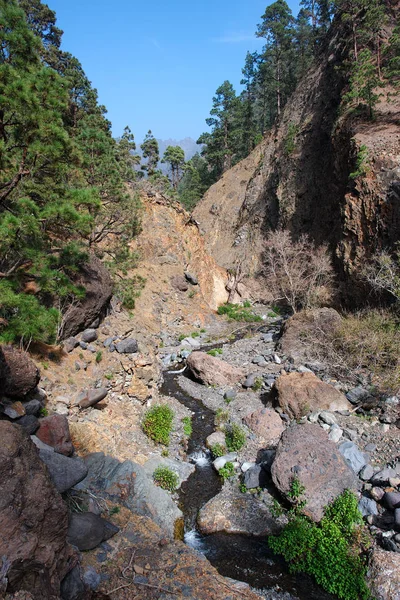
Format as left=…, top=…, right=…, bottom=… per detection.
left=49, top=0, right=300, bottom=143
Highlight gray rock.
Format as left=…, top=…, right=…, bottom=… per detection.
left=79, top=341, right=88, bottom=350
left=339, top=441, right=367, bottom=474
left=16, top=414, right=40, bottom=434
left=359, top=464, right=374, bottom=482
left=244, top=464, right=267, bottom=489
left=67, top=512, right=119, bottom=551
left=384, top=492, right=400, bottom=510
left=346, top=387, right=370, bottom=405
left=241, top=462, right=255, bottom=473
left=87, top=344, right=97, bottom=353
left=213, top=453, right=238, bottom=472
left=75, top=452, right=182, bottom=538
left=243, top=373, right=258, bottom=389
left=319, top=411, right=337, bottom=426
left=262, top=333, right=274, bottom=343
left=22, top=399, right=42, bottom=416
left=180, top=350, right=191, bottom=359
left=143, top=456, right=195, bottom=487
left=83, top=567, right=101, bottom=591
left=185, top=337, right=201, bottom=348
left=116, top=338, right=138, bottom=354
left=184, top=272, right=198, bottom=285
left=385, top=396, right=399, bottom=406
left=55, top=403, right=69, bottom=416
left=224, top=388, right=237, bottom=402
left=358, top=496, right=378, bottom=517
left=31, top=435, right=54, bottom=452
left=371, top=487, right=385, bottom=502
left=298, top=365, right=313, bottom=374
left=63, top=337, right=79, bottom=353
left=273, top=354, right=282, bottom=364
left=81, top=329, right=98, bottom=343
left=60, top=565, right=86, bottom=600
left=252, top=355, right=265, bottom=365
left=395, top=508, right=400, bottom=531
left=328, top=424, right=343, bottom=443
left=372, top=467, right=399, bottom=486
left=103, top=337, right=114, bottom=348
left=39, top=449, right=88, bottom=493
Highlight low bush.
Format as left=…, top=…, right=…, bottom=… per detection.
left=219, top=461, right=235, bottom=481
left=225, top=423, right=246, bottom=451
left=269, top=490, right=370, bottom=600
left=210, top=443, right=225, bottom=458
left=207, top=348, right=223, bottom=357
left=142, top=405, right=174, bottom=445
left=217, top=303, right=262, bottom=323
left=182, top=416, right=192, bottom=437
left=153, top=466, right=179, bottom=491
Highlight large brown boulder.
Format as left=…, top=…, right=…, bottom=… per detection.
left=243, top=408, right=285, bottom=447
left=187, top=352, right=243, bottom=387
left=0, top=422, right=74, bottom=599
left=278, top=308, right=342, bottom=364
left=0, top=346, right=40, bottom=398
left=274, top=371, right=351, bottom=419
left=368, top=546, right=400, bottom=600
left=36, top=415, right=74, bottom=456
left=60, top=255, right=113, bottom=339
left=271, top=423, right=357, bottom=521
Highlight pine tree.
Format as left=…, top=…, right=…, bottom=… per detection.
left=141, top=130, right=159, bottom=176
left=239, top=52, right=258, bottom=157
left=116, top=126, right=140, bottom=181
left=256, top=0, right=295, bottom=120
left=384, top=26, right=400, bottom=89
left=161, top=146, right=185, bottom=189
left=178, top=153, right=211, bottom=210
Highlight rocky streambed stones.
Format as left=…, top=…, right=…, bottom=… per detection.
left=271, top=423, right=357, bottom=521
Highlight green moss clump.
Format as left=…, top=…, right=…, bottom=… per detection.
left=182, top=416, right=192, bottom=437
left=225, top=423, right=246, bottom=451
left=219, top=461, right=235, bottom=481
left=142, top=405, right=174, bottom=445
left=210, top=443, right=226, bottom=458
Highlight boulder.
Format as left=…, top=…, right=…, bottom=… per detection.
left=271, top=423, right=357, bottom=521
left=0, top=422, right=74, bottom=598
left=81, top=329, right=98, bottom=344
left=36, top=415, right=74, bottom=456
left=74, top=452, right=182, bottom=538
left=368, top=547, right=400, bottom=600
left=187, top=352, right=243, bottom=387
left=278, top=308, right=342, bottom=363
left=243, top=407, right=285, bottom=447
left=274, top=372, right=351, bottom=419
left=143, top=457, right=195, bottom=488
left=171, top=275, right=189, bottom=292
left=0, top=346, right=40, bottom=398
left=184, top=272, right=198, bottom=285
left=3, top=401, right=26, bottom=419
left=63, top=337, right=79, bottom=353
left=60, top=255, right=113, bottom=339
left=339, top=442, right=367, bottom=474
left=198, top=484, right=287, bottom=536
left=22, top=399, right=42, bottom=416
left=38, top=449, right=88, bottom=493
left=67, top=513, right=119, bottom=551
left=15, top=415, right=40, bottom=435
left=206, top=431, right=226, bottom=450
left=244, top=464, right=268, bottom=489
left=78, top=388, right=108, bottom=409
left=116, top=338, right=138, bottom=354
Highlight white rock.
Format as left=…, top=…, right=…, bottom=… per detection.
left=329, top=425, right=343, bottom=443
left=241, top=462, right=255, bottom=473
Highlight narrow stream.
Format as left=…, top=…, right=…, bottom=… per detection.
left=161, top=369, right=335, bottom=600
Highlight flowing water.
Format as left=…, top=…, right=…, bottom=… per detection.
left=161, top=368, right=335, bottom=600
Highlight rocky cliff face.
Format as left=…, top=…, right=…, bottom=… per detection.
left=193, top=3, right=400, bottom=304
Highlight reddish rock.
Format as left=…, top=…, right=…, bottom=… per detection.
left=274, top=371, right=351, bottom=419
left=0, top=422, right=74, bottom=598
left=187, top=352, right=243, bottom=387
left=271, top=423, right=357, bottom=521
left=0, top=346, right=40, bottom=398
left=368, top=546, right=400, bottom=600
left=243, top=407, right=285, bottom=447
left=171, top=275, right=189, bottom=292
left=36, top=415, right=74, bottom=456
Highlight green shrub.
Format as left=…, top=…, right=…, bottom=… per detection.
left=95, top=351, right=102, bottom=363
left=39, top=407, right=48, bottom=417
left=349, top=144, right=369, bottom=180
left=178, top=334, right=187, bottom=342
left=219, top=461, right=235, bottom=481
left=252, top=377, right=263, bottom=392
left=153, top=466, right=179, bottom=491
left=142, top=405, right=174, bottom=445
left=217, top=303, right=262, bottom=323
left=207, top=348, right=223, bottom=357
left=269, top=491, right=370, bottom=600
left=182, top=416, right=192, bottom=437
left=191, top=331, right=200, bottom=338
left=284, top=122, right=300, bottom=156
left=210, top=443, right=225, bottom=458
left=214, top=408, right=229, bottom=428
left=225, top=423, right=246, bottom=451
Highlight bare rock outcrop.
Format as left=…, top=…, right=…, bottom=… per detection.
left=271, top=423, right=357, bottom=521
left=187, top=351, right=243, bottom=387
left=0, top=346, right=40, bottom=398
left=60, top=255, right=113, bottom=339
left=274, top=372, right=351, bottom=419
left=0, top=422, right=74, bottom=599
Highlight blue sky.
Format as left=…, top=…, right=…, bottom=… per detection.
left=49, top=0, right=300, bottom=143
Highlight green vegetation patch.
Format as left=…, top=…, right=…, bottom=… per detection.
left=217, top=303, right=262, bottom=323
left=219, top=461, right=235, bottom=481
left=142, top=405, right=174, bottom=446
left=210, top=443, right=226, bottom=458
left=225, top=423, right=246, bottom=452
left=153, top=466, right=179, bottom=492
left=182, top=416, right=192, bottom=437
left=207, top=348, right=223, bottom=357
left=269, top=490, right=370, bottom=600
